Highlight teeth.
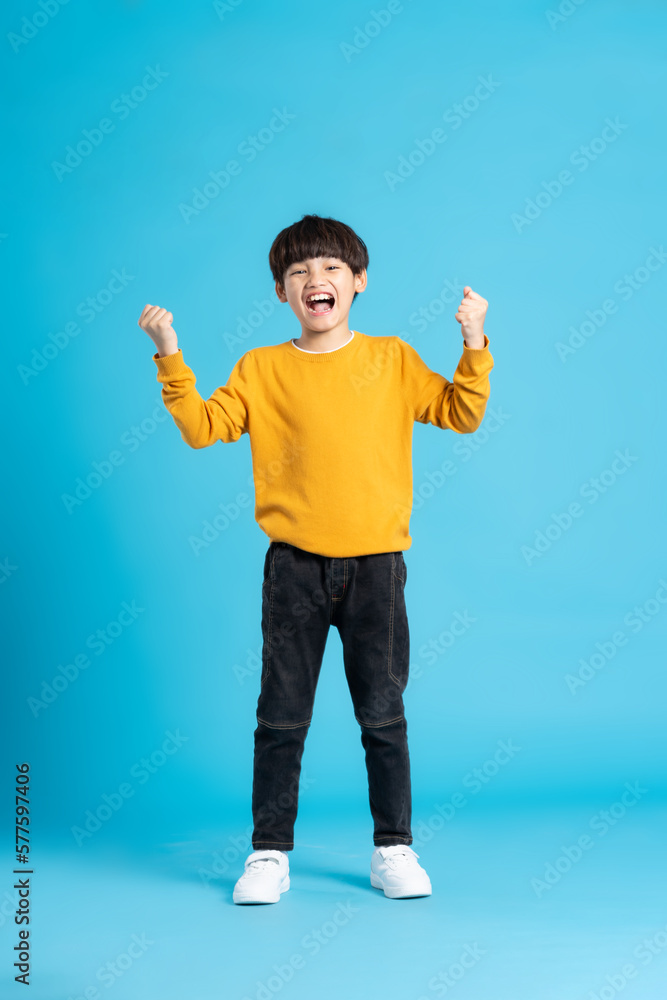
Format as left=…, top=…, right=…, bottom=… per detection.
left=306, top=293, right=333, bottom=302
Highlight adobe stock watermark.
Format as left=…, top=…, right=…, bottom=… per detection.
left=51, top=67, right=169, bottom=181
left=521, top=448, right=638, bottom=566
left=236, top=599, right=476, bottom=696
left=565, top=578, right=667, bottom=695
left=188, top=441, right=305, bottom=555
left=546, top=0, right=588, bottom=31
left=406, top=277, right=467, bottom=336
left=223, top=295, right=276, bottom=352
left=353, top=608, right=479, bottom=726
left=349, top=274, right=471, bottom=396
left=199, top=824, right=256, bottom=886
left=350, top=294, right=486, bottom=399
left=66, top=933, right=154, bottom=999
left=241, top=900, right=359, bottom=1000
left=18, top=268, right=134, bottom=384
left=0, top=886, right=23, bottom=930
left=233, top=643, right=264, bottom=685
left=384, top=75, right=501, bottom=191
left=198, top=771, right=316, bottom=887
left=586, top=919, right=667, bottom=1000
left=8, top=0, right=71, bottom=54
left=188, top=490, right=252, bottom=555
left=213, top=0, right=243, bottom=20
left=417, top=943, right=486, bottom=999
left=530, top=781, right=649, bottom=897
left=0, top=557, right=18, bottom=584
left=178, top=107, right=296, bottom=223
left=70, top=730, right=189, bottom=846
left=340, top=0, right=416, bottom=62
left=61, top=399, right=169, bottom=514
left=233, top=584, right=328, bottom=686
left=341, top=605, right=479, bottom=733
left=556, top=246, right=667, bottom=361
left=27, top=600, right=145, bottom=717
left=409, top=609, right=477, bottom=678
left=412, top=739, right=522, bottom=847
left=394, top=406, right=510, bottom=517
left=511, top=117, right=628, bottom=233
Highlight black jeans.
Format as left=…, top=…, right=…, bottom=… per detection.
left=251, top=540, right=413, bottom=851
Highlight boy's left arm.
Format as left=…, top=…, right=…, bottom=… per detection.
left=400, top=286, right=494, bottom=433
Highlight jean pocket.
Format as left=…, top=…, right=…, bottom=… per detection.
left=261, top=544, right=272, bottom=590
left=392, top=551, right=407, bottom=584
left=388, top=565, right=409, bottom=689
left=262, top=541, right=283, bottom=588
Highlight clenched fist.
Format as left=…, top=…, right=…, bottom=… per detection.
left=455, top=287, right=488, bottom=348
left=138, top=304, right=179, bottom=357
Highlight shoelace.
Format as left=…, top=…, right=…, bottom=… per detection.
left=382, top=849, right=419, bottom=870
left=244, top=857, right=281, bottom=877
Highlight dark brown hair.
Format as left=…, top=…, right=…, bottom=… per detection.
left=269, top=214, right=369, bottom=302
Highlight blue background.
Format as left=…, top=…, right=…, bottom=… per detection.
left=3, top=0, right=667, bottom=997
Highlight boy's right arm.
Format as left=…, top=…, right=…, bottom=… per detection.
left=138, top=304, right=251, bottom=448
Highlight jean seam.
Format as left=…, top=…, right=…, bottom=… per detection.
left=331, top=557, right=348, bottom=604
left=388, top=563, right=400, bottom=686
left=262, top=544, right=278, bottom=687
left=356, top=713, right=405, bottom=728
left=252, top=840, right=294, bottom=847
left=257, top=715, right=312, bottom=730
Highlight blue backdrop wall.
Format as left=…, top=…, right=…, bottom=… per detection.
left=3, top=1, right=667, bottom=996
left=6, top=0, right=666, bottom=830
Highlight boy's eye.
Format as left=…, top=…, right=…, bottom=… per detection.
left=290, top=264, right=340, bottom=274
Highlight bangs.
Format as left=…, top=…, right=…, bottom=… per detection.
left=269, top=214, right=369, bottom=286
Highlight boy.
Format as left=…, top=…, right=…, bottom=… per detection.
left=138, top=213, right=493, bottom=904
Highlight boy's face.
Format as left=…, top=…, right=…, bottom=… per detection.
left=275, top=256, right=366, bottom=333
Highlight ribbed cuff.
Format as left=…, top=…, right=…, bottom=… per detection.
left=462, top=333, right=490, bottom=354
left=459, top=333, right=492, bottom=375
left=153, top=348, right=189, bottom=377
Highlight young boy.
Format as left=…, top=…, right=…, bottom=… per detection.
left=138, top=214, right=493, bottom=904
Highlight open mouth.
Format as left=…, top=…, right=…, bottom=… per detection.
left=304, top=293, right=335, bottom=315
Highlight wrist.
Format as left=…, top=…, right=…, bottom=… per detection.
left=156, top=339, right=179, bottom=358
left=463, top=331, right=485, bottom=350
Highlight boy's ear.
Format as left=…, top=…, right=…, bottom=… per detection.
left=354, top=268, right=368, bottom=294
left=275, top=280, right=288, bottom=303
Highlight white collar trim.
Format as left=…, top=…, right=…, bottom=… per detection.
left=291, top=331, right=355, bottom=354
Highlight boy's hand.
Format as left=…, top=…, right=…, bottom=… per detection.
left=455, top=287, right=488, bottom=348
left=138, top=304, right=179, bottom=357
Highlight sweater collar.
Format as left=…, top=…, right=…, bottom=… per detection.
left=286, top=330, right=364, bottom=363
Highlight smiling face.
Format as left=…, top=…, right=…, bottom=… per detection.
left=275, top=256, right=367, bottom=334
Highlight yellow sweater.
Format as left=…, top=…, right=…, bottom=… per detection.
left=153, top=330, right=494, bottom=557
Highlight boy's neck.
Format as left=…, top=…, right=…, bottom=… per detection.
left=292, top=321, right=354, bottom=353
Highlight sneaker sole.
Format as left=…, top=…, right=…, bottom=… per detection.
left=370, top=872, right=432, bottom=898
left=233, top=874, right=290, bottom=905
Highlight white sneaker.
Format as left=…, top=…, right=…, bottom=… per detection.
left=233, top=849, right=290, bottom=905
left=370, top=845, right=432, bottom=898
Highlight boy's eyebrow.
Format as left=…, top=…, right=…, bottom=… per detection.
left=290, top=257, right=342, bottom=266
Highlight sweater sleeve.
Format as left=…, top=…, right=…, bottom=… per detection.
left=153, top=347, right=253, bottom=448
left=399, top=335, right=494, bottom=433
